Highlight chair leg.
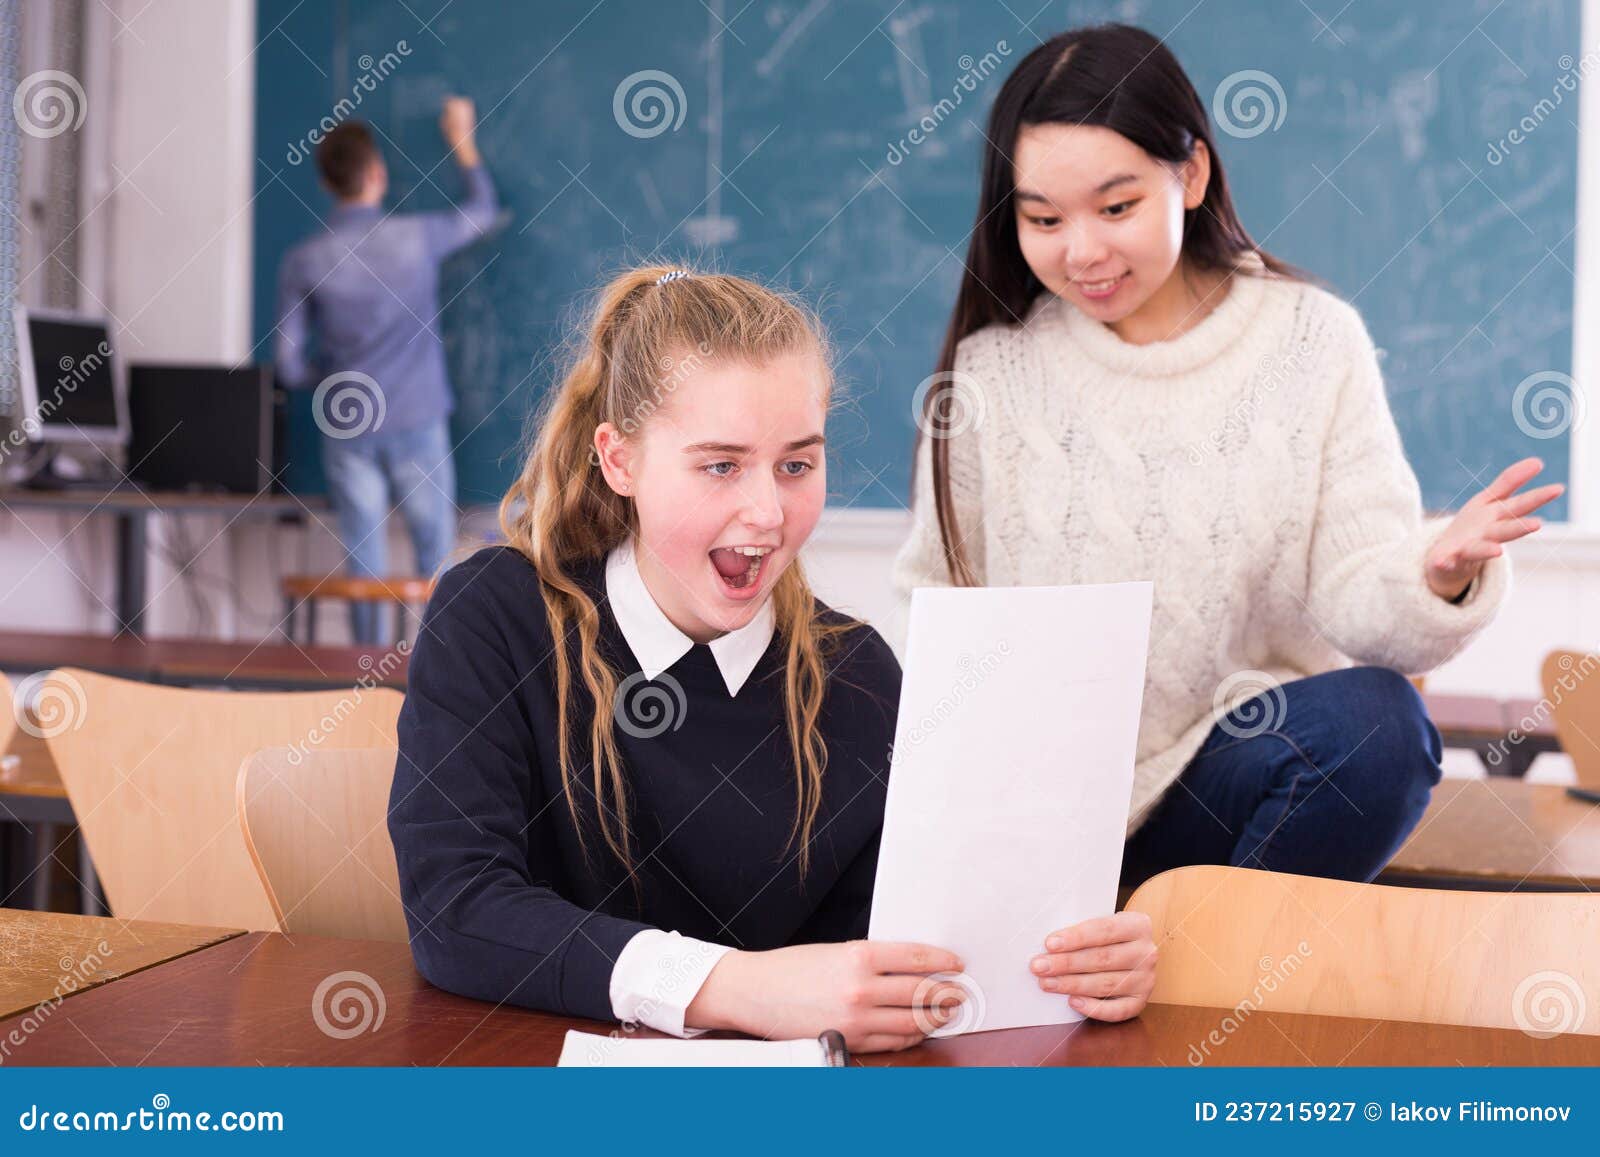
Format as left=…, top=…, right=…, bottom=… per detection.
left=282, top=595, right=297, bottom=644
left=306, top=598, right=317, bottom=646
left=78, top=832, right=106, bottom=916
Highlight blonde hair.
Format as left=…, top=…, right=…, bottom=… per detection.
left=497, top=265, right=857, bottom=881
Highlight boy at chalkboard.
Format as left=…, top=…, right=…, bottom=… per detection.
left=274, top=96, right=498, bottom=644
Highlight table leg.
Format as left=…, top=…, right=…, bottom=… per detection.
left=116, top=510, right=148, bottom=637
left=28, top=821, right=55, bottom=911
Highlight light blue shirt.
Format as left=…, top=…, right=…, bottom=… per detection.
left=273, top=164, right=498, bottom=435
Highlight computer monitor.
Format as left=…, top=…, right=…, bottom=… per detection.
left=127, top=363, right=277, bottom=494
left=11, top=306, right=127, bottom=446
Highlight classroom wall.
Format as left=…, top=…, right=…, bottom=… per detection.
left=0, top=0, right=1594, bottom=788
left=1, top=0, right=259, bottom=635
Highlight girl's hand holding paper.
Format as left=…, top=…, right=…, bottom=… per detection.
left=1030, top=911, right=1158, bottom=1021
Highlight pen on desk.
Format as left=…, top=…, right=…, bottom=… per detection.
left=818, top=1029, right=848, bottom=1067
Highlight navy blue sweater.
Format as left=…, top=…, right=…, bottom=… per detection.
left=390, top=545, right=901, bottom=1022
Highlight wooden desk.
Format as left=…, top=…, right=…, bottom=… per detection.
left=0, top=908, right=244, bottom=1020
left=0, top=487, right=324, bottom=638
left=0, top=630, right=409, bottom=690
left=147, top=636, right=410, bottom=689
left=0, top=728, right=68, bottom=817
left=4, top=931, right=1595, bottom=1066
left=1379, top=777, right=1600, bottom=892
left=1423, top=693, right=1562, bottom=777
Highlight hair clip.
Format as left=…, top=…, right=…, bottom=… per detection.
left=655, top=269, right=692, bottom=286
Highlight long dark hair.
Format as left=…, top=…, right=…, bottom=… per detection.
left=924, top=23, right=1302, bottom=585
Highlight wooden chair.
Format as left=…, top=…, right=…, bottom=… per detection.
left=281, top=575, right=434, bottom=646
left=236, top=746, right=407, bottom=942
left=41, top=668, right=402, bottom=930
left=1541, top=650, right=1600, bottom=789
left=1125, top=865, right=1600, bottom=1035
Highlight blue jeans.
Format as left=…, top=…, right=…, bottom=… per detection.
left=1120, top=667, right=1443, bottom=886
left=320, top=418, right=458, bottom=645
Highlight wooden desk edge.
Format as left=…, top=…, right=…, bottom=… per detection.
left=0, top=925, right=248, bottom=1024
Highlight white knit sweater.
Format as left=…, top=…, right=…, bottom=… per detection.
left=891, top=261, right=1510, bottom=834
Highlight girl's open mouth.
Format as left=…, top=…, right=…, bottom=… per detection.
left=709, top=545, right=772, bottom=594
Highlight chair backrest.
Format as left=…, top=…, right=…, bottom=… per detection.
left=1541, top=650, right=1600, bottom=788
left=1126, top=865, right=1600, bottom=1035
left=236, top=746, right=408, bottom=942
left=42, top=667, right=403, bottom=930
left=0, top=671, right=16, bottom=761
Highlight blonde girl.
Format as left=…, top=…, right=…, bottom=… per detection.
left=391, top=265, right=1158, bottom=1050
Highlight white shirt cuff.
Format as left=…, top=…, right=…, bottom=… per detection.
left=608, top=929, right=733, bottom=1038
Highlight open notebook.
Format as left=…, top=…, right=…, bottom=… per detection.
left=557, top=1029, right=847, bottom=1067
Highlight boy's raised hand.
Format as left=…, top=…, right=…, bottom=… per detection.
left=440, top=95, right=478, bottom=159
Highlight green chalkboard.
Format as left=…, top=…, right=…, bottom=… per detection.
left=254, top=0, right=1579, bottom=516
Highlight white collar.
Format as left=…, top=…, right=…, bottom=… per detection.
left=604, top=537, right=776, bottom=697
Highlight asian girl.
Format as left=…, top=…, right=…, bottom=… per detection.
left=896, top=24, right=1564, bottom=888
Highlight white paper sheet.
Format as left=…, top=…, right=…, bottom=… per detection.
left=868, top=582, right=1154, bottom=1036
left=556, top=1030, right=828, bottom=1067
